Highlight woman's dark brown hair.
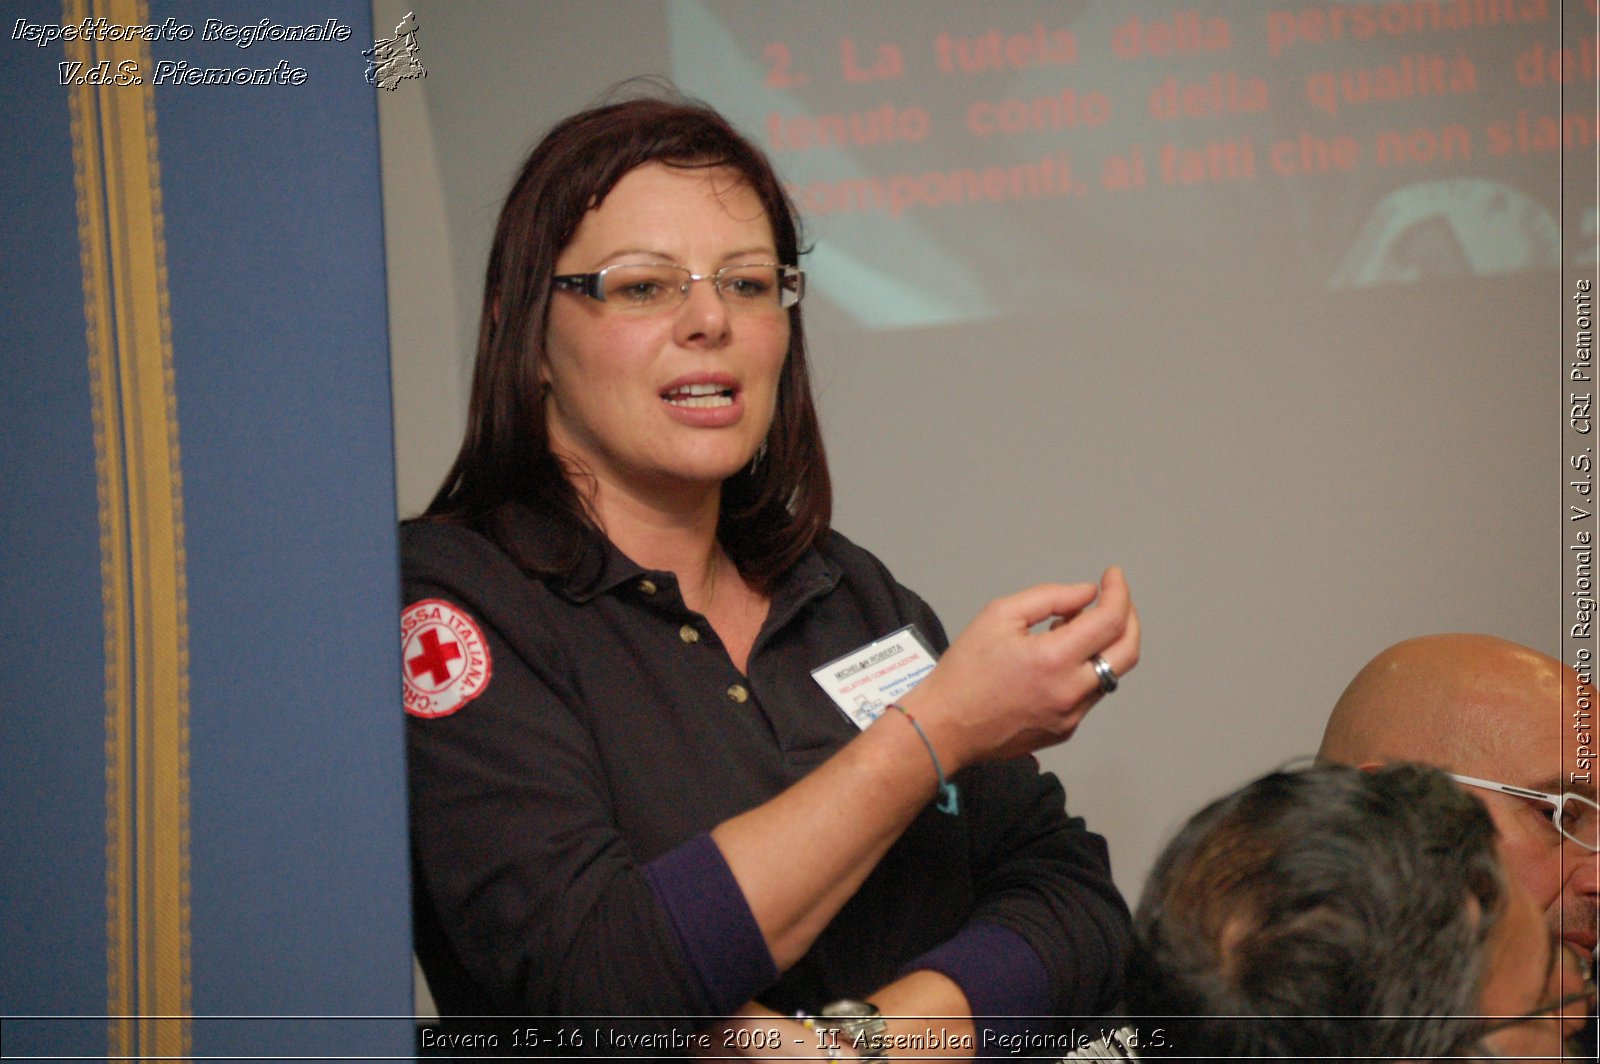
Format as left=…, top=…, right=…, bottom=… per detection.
left=423, top=91, right=831, bottom=590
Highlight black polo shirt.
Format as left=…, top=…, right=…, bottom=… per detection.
left=403, top=505, right=1130, bottom=1046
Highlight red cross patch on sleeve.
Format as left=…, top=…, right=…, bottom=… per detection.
left=401, top=598, right=492, bottom=719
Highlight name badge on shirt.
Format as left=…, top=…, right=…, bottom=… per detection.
left=811, top=625, right=939, bottom=730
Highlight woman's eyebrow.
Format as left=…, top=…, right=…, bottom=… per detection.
left=589, top=246, right=779, bottom=266
left=590, top=246, right=671, bottom=264
left=718, top=246, right=779, bottom=262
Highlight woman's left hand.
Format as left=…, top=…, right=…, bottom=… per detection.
left=711, top=567, right=1136, bottom=973
left=895, top=566, right=1140, bottom=771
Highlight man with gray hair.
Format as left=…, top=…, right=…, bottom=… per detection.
left=1077, top=762, right=1590, bottom=1062
left=1320, top=634, right=1597, bottom=1059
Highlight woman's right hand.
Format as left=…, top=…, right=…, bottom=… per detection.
left=896, top=566, right=1139, bottom=772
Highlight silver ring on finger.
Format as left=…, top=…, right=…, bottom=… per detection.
left=1090, top=653, right=1119, bottom=695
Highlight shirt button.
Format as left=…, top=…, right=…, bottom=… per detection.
left=679, top=624, right=700, bottom=644
left=637, top=578, right=657, bottom=595
left=726, top=684, right=749, bottom=704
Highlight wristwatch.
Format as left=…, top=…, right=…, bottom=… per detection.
left=819, top=999, right=888, bottom=1060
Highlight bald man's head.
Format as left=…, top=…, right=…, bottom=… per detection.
left=1319, top=633, right=1597, bottom=956
left=1319, top=634, right=1563, bottom=771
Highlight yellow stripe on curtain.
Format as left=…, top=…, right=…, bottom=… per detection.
left=65, top=0, right=192, bottom=1059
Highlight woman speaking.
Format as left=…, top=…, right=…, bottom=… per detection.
left=402, top=92, right=1139, bottom=1057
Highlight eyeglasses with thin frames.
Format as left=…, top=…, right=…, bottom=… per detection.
left=552, top=263, right=804, bottom=313
left=1447, top=772, right=1600, bottom=852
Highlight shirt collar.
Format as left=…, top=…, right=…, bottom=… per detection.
left=493, top=501, right=639, bottom=602
left=499, top=500, right=839, bottom=607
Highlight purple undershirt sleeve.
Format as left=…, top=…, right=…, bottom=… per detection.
left=643, top=831, right=777, bottom=1017
left=901, top=923, right=1053, bottom=1041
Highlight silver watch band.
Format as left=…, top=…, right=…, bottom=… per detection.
left=818, top=999, right=888, bottom=1060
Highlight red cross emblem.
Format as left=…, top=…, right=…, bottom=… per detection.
left=401, top=599, right=492, bottom=719
left=409, top=629, right=462, bottom=684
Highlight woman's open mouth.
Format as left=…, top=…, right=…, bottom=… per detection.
left=662, top=382, right=736, bottom=409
